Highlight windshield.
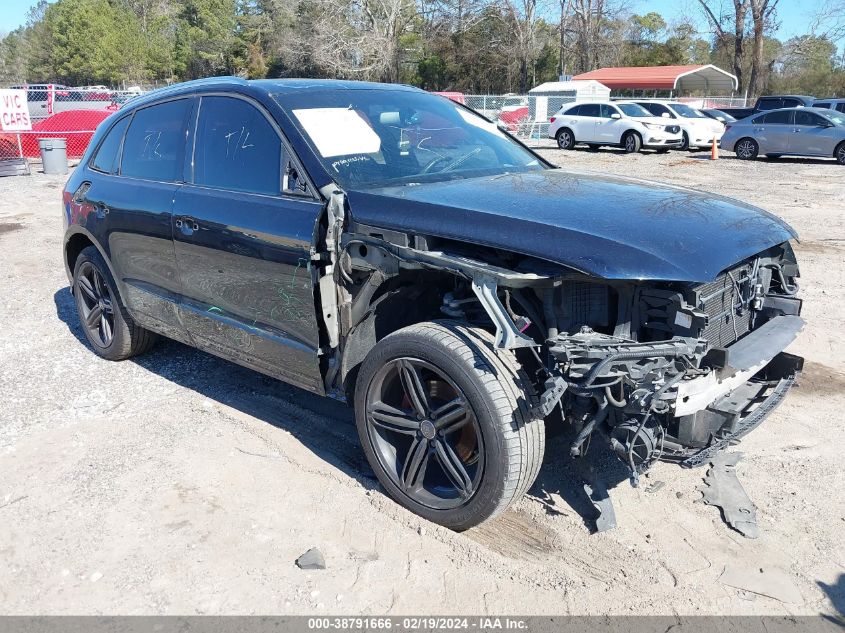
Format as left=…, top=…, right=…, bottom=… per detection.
left=823, top=111, right=845, bottom=126
left=669, top=103, right=707, bottom=119
left=617, top=103, right=651, bottom=117
left=276, top=89, right=544, bottom=188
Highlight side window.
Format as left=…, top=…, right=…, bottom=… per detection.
left=580, top=103, right=600, bottom=118
left=28, top=90, right=47, bottom=102
left=193, top=96, right=282, bottom=196
left=564, top=104, right=581, bottom=116
left=599, top=104, right=617, bottom=118
left=794, top=111, right=826, bottom=126
left=91, top=116, right=130, bottom=174
left=120, top=99, right=190, bottom=182
left=757, top=98, right=781, bottom=111
left=765, top=110, right=792, bottom=125
left=781, top=98, right=801, bottom=108
left=751, top=114, right=766, bottom=124
left=836, top=103, right=845, bottom=114
left=814, top=103, right=831, bottom=109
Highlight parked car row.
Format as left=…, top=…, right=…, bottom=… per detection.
left=548, top=99, right=724, bottom=153
left=545, top=97, right=845, bottom=164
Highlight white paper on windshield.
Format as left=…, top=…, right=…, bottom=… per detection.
left=456, top=107, right=505, bottom=137
left=293, top=107, right=381, bottom=157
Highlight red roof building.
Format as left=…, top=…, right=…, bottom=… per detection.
left=572, top=65, right=738, bottom=94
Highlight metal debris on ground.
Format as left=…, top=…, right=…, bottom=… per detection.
left=295, top=547, right=326, bottom=570
left=697, top=452, right=758, bottom=538
left=583, top=481, right=617, bottom=533
left=719, top=565, right=803, bottom=604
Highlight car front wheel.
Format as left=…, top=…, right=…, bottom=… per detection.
left=354, top=321, right=545, bottom=531
left=623, top=131, right=642, bottom=153
left=556, top=128, right=575, bottom=150
left=735, top=138, right=759, bottom=160
left=836, top=142, right=845, bottom=165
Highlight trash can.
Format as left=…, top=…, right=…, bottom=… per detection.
left=38, top=138, right=68, bottom=175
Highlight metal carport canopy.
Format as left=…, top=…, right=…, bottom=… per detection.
left=572, top=65, right=738, bottom=93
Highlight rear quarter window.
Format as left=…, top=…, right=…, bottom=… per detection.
left=91, top=116, right=130, bottom=174
left=120, top=99, right=190, bottom=182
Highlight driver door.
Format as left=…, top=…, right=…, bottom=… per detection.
left=172, top=94, right=326, bottom=393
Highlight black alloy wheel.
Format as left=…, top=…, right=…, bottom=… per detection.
left=364, top=357, right=484, bottom=510
left=75, top=260, right=116, bottom=348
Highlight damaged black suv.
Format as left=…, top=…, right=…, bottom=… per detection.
left=63, top=78, right=804, bottom=530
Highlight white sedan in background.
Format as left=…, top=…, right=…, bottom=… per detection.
left=632, top=100, right=725, bottom=150
left=548, top=101, right=683, bottom=153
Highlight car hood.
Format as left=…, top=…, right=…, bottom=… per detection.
left=346, top=169, right=796, bottom=282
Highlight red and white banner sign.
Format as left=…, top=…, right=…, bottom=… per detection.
left=0, top=89, right=32, bottom=131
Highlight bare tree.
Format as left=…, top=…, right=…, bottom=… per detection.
left=501, top=0, right=542, bottom=91
left=698, top=0, right=750, bottom=93
left=747, top=0, right=778, bottom=96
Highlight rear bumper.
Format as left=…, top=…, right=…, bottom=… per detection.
left=689, top=132, right=724, bottom=148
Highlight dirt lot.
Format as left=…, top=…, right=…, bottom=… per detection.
left=1, top=148, right=843, bottom=616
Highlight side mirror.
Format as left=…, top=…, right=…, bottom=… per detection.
left=610, top=113, right=621, bottom=119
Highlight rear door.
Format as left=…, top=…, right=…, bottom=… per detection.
left=576, top=103, right=601, bottom=142
left=78, top=98, right=192, bottom=341
left=752, top=110, right=792, bottom=152
left=791, top=110, right=838, bottom=156
left=559, top=104, right=589, bottom=141
left=172, top=94, right=326, bottom=393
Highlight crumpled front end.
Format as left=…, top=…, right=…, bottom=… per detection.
left=545, top=241, right=803, bottom=479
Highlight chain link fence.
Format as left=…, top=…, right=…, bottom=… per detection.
left=0, top=86, right=141, bottom=162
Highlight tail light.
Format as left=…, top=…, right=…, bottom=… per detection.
left=549, top=117, right=556, bottom=123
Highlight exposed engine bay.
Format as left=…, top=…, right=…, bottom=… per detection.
left=327, top=215, right=804, bottom=484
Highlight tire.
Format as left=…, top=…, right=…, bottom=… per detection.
left=354, top=321, right=545, bottom=531
left=836, top=142, right=845, bottom=165
left=555, top=128, right=575, bottom=150
left=622, top=131, right=642, bottom=154
left=72, top=246, right=158, bottom=360
left=679, top=132, right=690, bottom=151
left=735, top=137, right=759, bottom=160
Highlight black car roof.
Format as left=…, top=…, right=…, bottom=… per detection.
left=122, top=76, right=424, bottom=111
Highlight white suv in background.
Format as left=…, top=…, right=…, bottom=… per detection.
left=632, top=100, right=725, bottom=150
left=548, top=101, right=684, bottom=153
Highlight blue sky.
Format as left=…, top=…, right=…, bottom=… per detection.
left=635, top=0, right=839, bottom=43
left=0, top=0, right=839, bottom=44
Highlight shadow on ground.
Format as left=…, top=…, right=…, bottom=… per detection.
left=54, top=285, right=631, bottom=531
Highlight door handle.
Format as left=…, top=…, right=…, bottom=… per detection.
left=176, top=217, right=199, bottom=232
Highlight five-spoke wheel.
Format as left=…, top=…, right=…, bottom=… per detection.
left=76, top=261, right=116, bottom=348
left=365, top=358, right=484, bottom=509
left=355, top=321, right=545, bottom=531
left=72, top=245, right=158, bottom=360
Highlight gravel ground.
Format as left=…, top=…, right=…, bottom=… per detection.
left=0, top=149, right=843, bottom=616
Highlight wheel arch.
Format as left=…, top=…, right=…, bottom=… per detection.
left=620, top=128, right=642, bottom=144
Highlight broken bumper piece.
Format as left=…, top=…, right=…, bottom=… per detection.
left=675, top=352, right=803, bottom=468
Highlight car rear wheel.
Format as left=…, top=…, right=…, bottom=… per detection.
left=72, top=246, right=158, bottom=360
left=354, top=321, right=545, bottom=531
left=623, top=131, right=642, bottom=153
left=836, top=142, right=845, bottom=165
left=556, top=128, right=575, bottom=150
left=735, top=138, right=759, bottom=160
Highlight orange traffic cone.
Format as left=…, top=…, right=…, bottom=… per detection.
left=710, top=136, right=719, bottom=160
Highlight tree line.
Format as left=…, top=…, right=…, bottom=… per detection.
left=1, top=0, right=844, bottom=97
